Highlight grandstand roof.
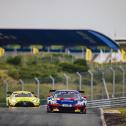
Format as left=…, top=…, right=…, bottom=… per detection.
left=0, top=29, right=119, bottom=50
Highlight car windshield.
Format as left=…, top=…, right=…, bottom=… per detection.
left=54, top=91, right=80, bottom=99
left=14, top=93, right=33, bottom=97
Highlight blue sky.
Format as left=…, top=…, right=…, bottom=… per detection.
left=0, top=0, right=126, bottom=39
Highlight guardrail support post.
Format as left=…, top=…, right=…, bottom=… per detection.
left=19, top=79, right=24, bottom=91
left=88, top=70, right=94, bottom=100
left=63, top=74, right=69, bottom=89
left=76, top=72, right=82, bottom=90
left=110, top=67, right=115, bottom=98
left=119, top=66, right=125, bottom=97
left=49, top=75, right=55, bottom=90
left=34, top=77, right=40, bottom=98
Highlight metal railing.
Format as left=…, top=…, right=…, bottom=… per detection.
left=1, top=96, right=126, bottom=108
left=1, top=66, right=126, bottom=108
left=87, top=97, right=126, bottom=108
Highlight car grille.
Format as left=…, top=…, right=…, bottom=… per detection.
left=15, top=101, right=34, bottom=107
left=59, top=106, right=75, bottom=112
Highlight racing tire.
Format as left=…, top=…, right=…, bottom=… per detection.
left=47, top=106, right=52, bottom=113
left=83, top=109, right=87, bottom=114
left=8, top=101, right=13, bottom=107
left=80, top=108, right=87, bottom=114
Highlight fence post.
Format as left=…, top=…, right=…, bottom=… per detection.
left=88, top=70, right=94, bottom=100
left=63, top=74, right=69, bottom=89
left=49, top=75, right=55, bottom=90
left=110, top=67, right=115, bottom=98
left=34, top=77, right=40, bottom=98
left=19, top=79, right=24, bottom=91
left=119, top=66, right=125, bottom=97
left=76, top=72, right=82, bottom=90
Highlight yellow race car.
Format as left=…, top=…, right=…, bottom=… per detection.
left=6, top=91, right=40, bottom=107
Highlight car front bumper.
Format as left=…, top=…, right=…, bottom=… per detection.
left=47, top=104, right=86, bottom=112
left=9, top=101, right=40, bottom=107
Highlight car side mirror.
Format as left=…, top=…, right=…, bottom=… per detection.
left=47, top=94, right=51, bottom=97
left=31, top=92, right=35, bottom=94
left=6, top=91, right=12, bottom=97
left=7, top=94, right=10, bottom=97
left=82, top=96, right=87, bottom=100
left=35, top=95, right=38, bottom=97
left=7, top=91, right=12, bottom=94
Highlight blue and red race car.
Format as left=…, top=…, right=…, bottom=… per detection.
left=47, top=90, right=87, bottom=114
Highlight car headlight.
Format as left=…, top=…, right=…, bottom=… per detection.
left=11, top=98, right=16, bottom=103
left=76, top=101, right=84, bottom=106
left=51, top=100, right=57, bottom=104
left=32, top=99, right=38, bottom=103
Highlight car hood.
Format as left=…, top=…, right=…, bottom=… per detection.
left=56, top=98, right=78, bottom=105
left=14, top=97, right=37, bottom=102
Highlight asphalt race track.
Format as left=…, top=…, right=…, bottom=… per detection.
left=0, top=106, right=101, bottom=126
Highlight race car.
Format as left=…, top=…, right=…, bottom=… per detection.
left=47, top=90, right=87, bottom=114
left=6, top=91, right=40, bottom=107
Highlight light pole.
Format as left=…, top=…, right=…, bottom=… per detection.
left=88, top=70, right=94, bottom=100
left=19, top=79, right=24, bottom=91
left=110, top=67, right=115, bottom=98
left=63, top=74, right=69, bottom=89
left=34, top=77, right=40, bottom=98
left=49, top=75, right=55, bottom=90
left=76, top=72, right=82, bottom=90
left=119, top=66, right=125, bottom=97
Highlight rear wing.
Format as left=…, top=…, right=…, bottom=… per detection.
left=47, top=90, right=56, bottom=97
left=7, top=91, right=12, bottom=95
left=49, top=90, right=56, bottom=93
left=78, top=91, right=85, bottom=93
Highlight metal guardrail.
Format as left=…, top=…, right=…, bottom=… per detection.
left=0, top=103, right=6, bottom=107
left=87, top=97, right=126, bottom=108
left=40, top=97, right=126, bottom=108
left=1, top=97, right=126, bottom=108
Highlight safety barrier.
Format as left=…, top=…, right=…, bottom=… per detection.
left=1, top=97, right=126, bottom=108
left=87, top=97, right=126, bottom=108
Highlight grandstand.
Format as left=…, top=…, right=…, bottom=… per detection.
left=0, top=29, right=123, bottom=63
left=0, top=29, right=119, bottom=50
